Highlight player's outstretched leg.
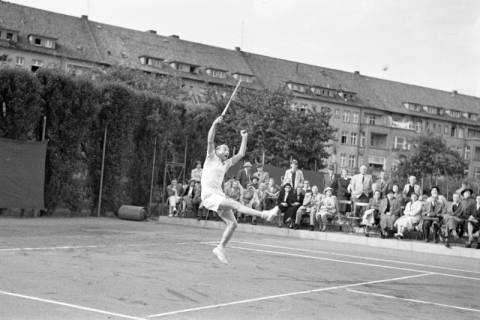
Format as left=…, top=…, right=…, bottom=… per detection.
left=213, top=208, right=238, bottom=264
left=220, top=198, right=279, bottom=222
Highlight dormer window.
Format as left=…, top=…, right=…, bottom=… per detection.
left=28, top=34, right=56, bottom=49
left=139, top=56, right=163, bottom=68
left=287, top=82, right=307, bottom=93
left=233, top=73, right=254, bottom=83
left=169, top=61, right=198, bottom=74
left=206, top=68, right=227, bottom=79
left=0, top=28, right=19, bottom=42
left=446, top=109, right=461, bottom=118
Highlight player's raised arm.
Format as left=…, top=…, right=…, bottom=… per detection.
left=230, top=129, right=247, bottom=166
left=207, top=116, right=223, bottom=155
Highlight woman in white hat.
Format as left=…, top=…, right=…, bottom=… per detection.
left=316, top=187, right=338, bottom=231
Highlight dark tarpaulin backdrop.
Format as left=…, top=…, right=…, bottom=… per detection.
left=0, top=138, right=47, bottom=209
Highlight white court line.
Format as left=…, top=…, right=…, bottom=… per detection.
left=0, top=245, right=107, bottom=252
left=145, top=273, right=432, bottom=318
left=0, top=290, right=145, bottom=320
left=347, top=289, right=480, bottom=314
left=223, top=245, right=480, bottom=281
left=232, top=241, right=480, bottom=275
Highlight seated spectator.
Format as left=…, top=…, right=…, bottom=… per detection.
left=241, top=183, right=261, bottom=224
left=250, top=176, right=260, bottom=189
left=282, top=159, right=304, bottom=189
left=277, top=183, right=295, bottom=227
left=379, top=189, right=402, bottom=238
left=316, top=187, right=338, bottom=232
left=423, top=186, right=447, bottom=243
left=285, top=186, right=305, bottom=228
left=336, top=169, right=351, bottom=215
left=460, top=188, right=476, bottom=240
left=465, top=195, right=480, bottom=249
left=167, top=179, right=183, bottom=217
left=257, top=182, right=268, bottom=210
left=362, top=190, right=382, bottom=237
left=265, top=177, right=280, bottom=209
left=303, top=180, right=311, bottom=193
left=392, top=184, right=402, bottom=200
left=224, top=177, right=243, bottom=218
left=190, top=161, right=203, bottom=183
left=394, top=192, right=422, bottom=239
left=443, top=192, right=463, bottom=247
left=294, top=189, right=314, bottom=230
left=253, top=165, right=270, bottom=185
left=181, top=179, right=199, bottom=216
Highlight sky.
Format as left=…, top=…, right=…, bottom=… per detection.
left=8, top=0, right=480, bottom=96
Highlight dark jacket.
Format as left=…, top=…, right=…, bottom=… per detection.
left=236, top=168, right=252, bottom=189
left=277, top=189, right=296, bottom=207
left=378, top=197, right=402, bottom=217
left=182, top=185, right=196, bottom=198
left=460, top=198, right=476, bottom=220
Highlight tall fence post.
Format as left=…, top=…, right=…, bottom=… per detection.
left=148, top=136, right=158, bottom=216
left=97, top=127, right=107, bottom=217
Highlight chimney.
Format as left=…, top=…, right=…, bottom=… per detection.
left=169, top=34, right=180, bottom=39
left=146, top=30, right=157, bottom=35
left=354, top=70, right=360, bottom=75
left=81, top=15, right=88, bottom=20
left=235, top=46, right=241, bottom=51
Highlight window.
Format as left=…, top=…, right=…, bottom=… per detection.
left=352, top=112, right=359, bottom=124
left=370, top=132, right=388, bottom=148
left=394, top=136, right=407, bottom=150
left=451, top=126, right=457, bottom=137
left=341, top=131, right=348, bottom=144
left=139, top=56, right=163, bottom=68
left=468, top=128, right=480, bottom=139
left=34, top=38, right=42, bottom=45
left=28, top=35, right=56, bottom=49
left=368, top=114, right=376, bottom=125
left=360, top=131, right=366, bottom=147
left=6, top=32, right=14, bottom=40
left=334, top=109, right=340, bottom=119
left=474, top=147, right=480, bottom=161
left=15, top=56, right=24, bottom=66
left=340, top=154, right=347, bottom=168
left=465, top=146, right=471, bottom=160
left=32, top=59, right=43, bottom=66
left=287, top=83, right=306, bottom=93
left=348, top=155, right=356, bottom=168
left=44, top=39, right=54, bottom=48
left=444, top=125, right=449, bottom=135
left=458, top=128, right=464, bottom=139
left=206, top=69, right=227, bottom=79
left=447, top=110, right=462, bottom=118
left=349, top=132, right=357, bottom=145
left=475, top=168, right=480, bottom=179
left=233, top=73, right=253, bottom=83
left=342, top=111, right=350, bottom=123
left=424, top=105, right=439, bottom=115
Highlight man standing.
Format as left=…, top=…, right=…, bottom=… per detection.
left=402, top=175, right=419, bottom=199
left=348, top=165, right=373, bottom=216
left=253, top=165, right=270, bottom=185
left=282, top=159, right=304, bottom=189
left=237, top=161, right=253, bottom=189
left=374, top=171, right=391, bottom=196
left=324, top=164, right=337, bottom=194
left=465, top=195, right=480, bottom=249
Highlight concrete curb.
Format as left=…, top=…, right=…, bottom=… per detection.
left=158, top=216, right=480, bottom=259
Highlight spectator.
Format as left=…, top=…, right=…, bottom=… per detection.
left=374, top=171, right=391, bottom=196
left=336, top=169, right=351, bottom=215
left=379, top=189, right=402, bottom=238
left=167, top=179, right=184, bottom=217
left=323, top=164, right=336, bottom=193
left=265, top=177, right=280, bottom=209
left=190, top=161, right=203, bottom=182
left=294, top=189, right=314, bottom=230
left=253, top=165, right=270, bottom=185
left=443, top=193, right=463, bottom=247
left=460, top=188, right=476, bottom=239
left=392, top=184, right=403, bottom=204
left=394, top=192, right=422, bottom=239
left=181, top=179, right=199, bottom=216
left=303, top=180, right=311, bottom=193
left=423, top=186, right=447, bottom=243
left=250, top=176, right=259, bottom=189
left=301, top=185, right=324, bottom=231
left=241, top=184, right=261, bottom=224
left=465, top=195, right=480, bottom=249
left=257, top=182, right=268, bottom=211
left=348, top=165, right=373, bottom=217
left=362, top=190, right=382, bottom=237
left=282, top=159, right=304, bottom=189
left=224, top=177, right=243, bottom=204
left=402, top=175, right=419, bottom=199
left=455, top=182, right=467, bottom=198
left=237, top=161, right=253, bottom=188
left=277, top=183, right=295, bottom=227
left=316, top=187, right=338, bottom=231
left=285, top=186, right=304, bottom=228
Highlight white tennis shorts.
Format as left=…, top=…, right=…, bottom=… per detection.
left=201, top=192, right=226, bottom=212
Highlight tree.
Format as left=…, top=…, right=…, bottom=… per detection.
left=393, top=134, right=467, bottom=188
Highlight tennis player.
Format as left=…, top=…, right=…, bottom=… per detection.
left=201, top=115, right=278, bottom=264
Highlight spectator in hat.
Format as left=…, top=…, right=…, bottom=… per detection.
left=316, top=187, right=338, bottom=231
left=443, top=192, right=463, bottom=247
left=190, top=161, right=203, bottom=182
left=423, top=186, right=447, bottom=243
left=394, top=192, right=422, bottom=239
left=282, top=159, right=304, bottom=189
left=277, top=183, right=296, bottom=227
left=253, top=164, right=270, bottom=185
left=250, top=176, right=260, bottom=190
left=378, top=189, right=402, bottom=237
left=237, top=161, right=253, bottom=188
left=465, top=195, right=480, bottom=249
left=460, top=187, right=476, bottom=238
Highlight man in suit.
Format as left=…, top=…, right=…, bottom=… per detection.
left=282, top=159, right=304, bottom=189
left=465, top=195, right=480, bottom=249
left=423, top=186, right=447, bottom=243
left=236, top=161, right=253, bottom=188
left=277, top=183, right=296, bottom=227
left=323, top=164, right=337, bottom=195
left=374, top=171, right=391, bottom=196
left=253, top=165, right=270, bottom=185
left=402, top=175, right=420, bottom=199
left=378, top=189, right=402, bottom=238
left=348, top=165, right=373, bottom=217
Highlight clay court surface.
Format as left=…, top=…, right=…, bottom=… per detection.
left=0, top=217, right=479, bottom=320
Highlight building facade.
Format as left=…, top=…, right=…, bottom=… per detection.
left=1, top=1, right=480, bottom=177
